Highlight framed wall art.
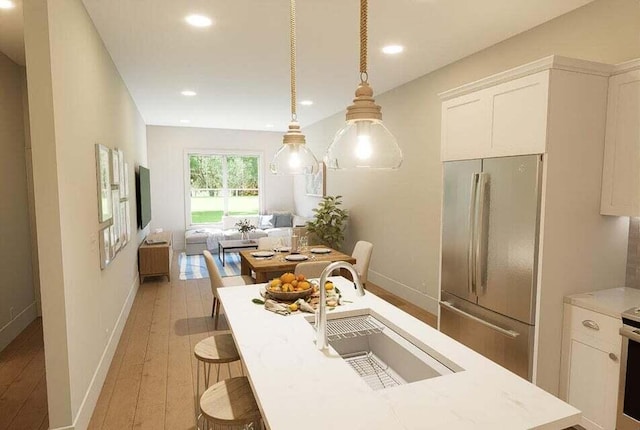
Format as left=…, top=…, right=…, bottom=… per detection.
left=305, top=162, right=326, bottom=197
left=99, top=226, right=111, bottom=269
left=95, top=144, right=113, bottom=225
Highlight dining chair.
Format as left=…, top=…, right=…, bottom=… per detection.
left=203, top=250, right=254, bottom=329
left=257, top=236, right=281, bottom=250
left=294, top=261, right=331, bottom=279
left=352, top=241, right=373, bottom=286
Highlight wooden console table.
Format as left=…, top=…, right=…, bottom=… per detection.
left=139, top=231, right=172, bottom=283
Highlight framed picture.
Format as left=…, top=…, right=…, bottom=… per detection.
left=95, top=144, right=113, bottom=225
left=111, top=149, right=120, bottom=185
left=122, top=162, right=129, bottom=198
left=305, top=162, right=326, bottom=197
left=99, top=226, right=111, bottom=269
left=111, top=186, right=121, bottom=254
left=119, top=201, right=127, bottom=245
left=124, top=200, right=131, bottom=243
left=118, top=150, right=125, bottom=189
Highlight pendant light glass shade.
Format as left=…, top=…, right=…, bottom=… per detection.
left=270, top=122, right=318, bottom=175
left=325, top=0, right=402, bottom=170
left=270, top=0, right=318, bottom=175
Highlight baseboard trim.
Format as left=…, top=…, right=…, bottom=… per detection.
left=368, top=270, right=439, bottom=315
left=67, top=275, right=140, bottom=430
left=0, top=301, right=38, bottom=352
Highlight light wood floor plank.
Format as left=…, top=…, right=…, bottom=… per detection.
left=99, top=282, right=158, bottom=429
left=7, top=372, right=48, bottom=430
left=133, top=280, right=170, bottom=429
left=0, top=320, right=43, bottom=397
left=0, top=346, right=46, bottom=428
left=88, top=286, right=145, bottom=430
left=164, top=277, right=197, bottom=430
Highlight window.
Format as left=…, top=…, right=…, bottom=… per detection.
left=187, top=153, right=261, bottom=224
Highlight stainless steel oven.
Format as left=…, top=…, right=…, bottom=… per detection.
left=618, top=307, right=640, bottom=430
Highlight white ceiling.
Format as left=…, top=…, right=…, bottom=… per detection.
left=0, top=0, right=24, bottom=65
left=0, top=1, right=595, bottom=131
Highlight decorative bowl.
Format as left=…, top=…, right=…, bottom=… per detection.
left=265, top=287, right=313, bottom=302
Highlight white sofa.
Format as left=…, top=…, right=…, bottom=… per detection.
left=184, top=213, right=309, bottom=255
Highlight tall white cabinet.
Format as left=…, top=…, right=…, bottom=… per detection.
left=600, top=60, right=640, bottom=216
left=439, top=56, right=629, bottom=396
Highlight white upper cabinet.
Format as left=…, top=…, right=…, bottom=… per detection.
left=488, top=71, right=549, bottom=158
left=600, top=63, right=640, bottom=216
left=441, top=70, right=549, bottom=161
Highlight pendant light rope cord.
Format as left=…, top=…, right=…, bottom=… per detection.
left=290, top=0, right=297, bottom=120
left=360, top=0, right=368, bottom=83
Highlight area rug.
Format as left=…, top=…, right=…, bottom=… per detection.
left=178, top=252, right=242, bottom=280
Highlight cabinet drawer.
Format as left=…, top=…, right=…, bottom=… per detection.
left=569, top=305, right=621, bottom=347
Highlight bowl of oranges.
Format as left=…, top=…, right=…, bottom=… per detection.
left=266, top=272, right=314, bottom=301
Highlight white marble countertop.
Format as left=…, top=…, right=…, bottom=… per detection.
left=218, top=277, right=579, bottom=430
left=564, top=287, right=640, bottom=318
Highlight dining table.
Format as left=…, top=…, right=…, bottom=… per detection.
left=239, top=246, right=356, bottom=283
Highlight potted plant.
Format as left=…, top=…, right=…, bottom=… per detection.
left=235, top=219, right=256, bottom=242
left=306, top=195, right=349, bottom=250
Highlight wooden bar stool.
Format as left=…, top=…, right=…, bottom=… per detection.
left=200, top=376, right=262, bottom=430
left=194, top=334, right=241, bottom=426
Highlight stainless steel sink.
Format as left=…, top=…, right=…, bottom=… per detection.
left=307, top=309, right=462, bottom=390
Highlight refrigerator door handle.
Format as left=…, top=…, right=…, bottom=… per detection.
left=440, top=300, right=520, bottom=338
left=474, top=173, right=488, bottom=294
left=467, top=173, right=479, bottom=294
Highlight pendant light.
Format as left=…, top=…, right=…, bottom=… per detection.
left=270, top=0, right=319, bottom=175
left=325, top=0, right=403, bottom=170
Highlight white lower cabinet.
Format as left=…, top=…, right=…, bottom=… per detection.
left=560, top=304, right=622, bottom=430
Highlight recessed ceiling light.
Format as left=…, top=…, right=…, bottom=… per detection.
left=181, top=90, right=197, bottom=96
left=0, top=0, right=16, bottom=9
left=382, top=45, right=404, bottom=55
left=265, top=124, right=274, bottom=128
left=180, top=119, right=191, bottom=124
left=300, top=100, right=313, bottom=106
left=185, top=14, right=213, bottom=28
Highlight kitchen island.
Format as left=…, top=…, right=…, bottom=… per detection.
left=217, top=277, right=580, bottom=429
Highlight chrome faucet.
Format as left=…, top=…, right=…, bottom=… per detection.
left=316, top=261, right=365, bottom=350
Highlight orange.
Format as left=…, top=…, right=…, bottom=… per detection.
left=280, top=273, right=296, bottom=284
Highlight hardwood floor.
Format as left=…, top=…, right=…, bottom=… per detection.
left=0, top=318, right=49, bottom=430
left=0, top=253, right=436, bottom=430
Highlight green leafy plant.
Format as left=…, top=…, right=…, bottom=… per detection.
left=235, top=219, right=256, bottom=234
left=306, top=196, right=348, bottom=250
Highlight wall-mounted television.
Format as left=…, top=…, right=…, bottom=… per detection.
left=136, top=166, right=152, bottom=229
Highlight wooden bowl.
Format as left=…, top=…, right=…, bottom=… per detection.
left=265, top=287, right=313, bottom=302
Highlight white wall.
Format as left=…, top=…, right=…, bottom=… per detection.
left=0, top=51, right=36, bottom=351
left=295, top=0, right=640, bottom=314
left=24, top=0, right=148, bottom=428
left=147, top=125, right=294, bottom=250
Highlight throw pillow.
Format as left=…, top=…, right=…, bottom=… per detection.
left=259, top=215, right=274, bottom=229
left=273, top=212, right=293, bottom=228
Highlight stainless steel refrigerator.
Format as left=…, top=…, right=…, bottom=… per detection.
left=439, top=154, right=542, bottom=380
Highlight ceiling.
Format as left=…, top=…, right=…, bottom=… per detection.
left=0, top=0, right=595, bottom=131
left=0, top=0, right=24, bottom=65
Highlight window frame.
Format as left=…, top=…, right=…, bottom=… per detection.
left=184, top=149, right=264, bottom=227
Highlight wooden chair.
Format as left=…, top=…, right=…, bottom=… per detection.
left=200, top=376, right=262, bottom=430
left=352, top=241, right=373, bottom=286
left=203, top=250, right=254, bottom=329
left=294, top=261, right=331, bottom=279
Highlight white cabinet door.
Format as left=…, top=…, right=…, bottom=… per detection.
left=567, top=339, right=620, bottom=430
left=441, top=71, right=549, bottom=161
left=441, top=90, right=491, bottom=161
left=488, top=71, right=549, bottom=157
left=600, top=69, right=640, bottom=216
